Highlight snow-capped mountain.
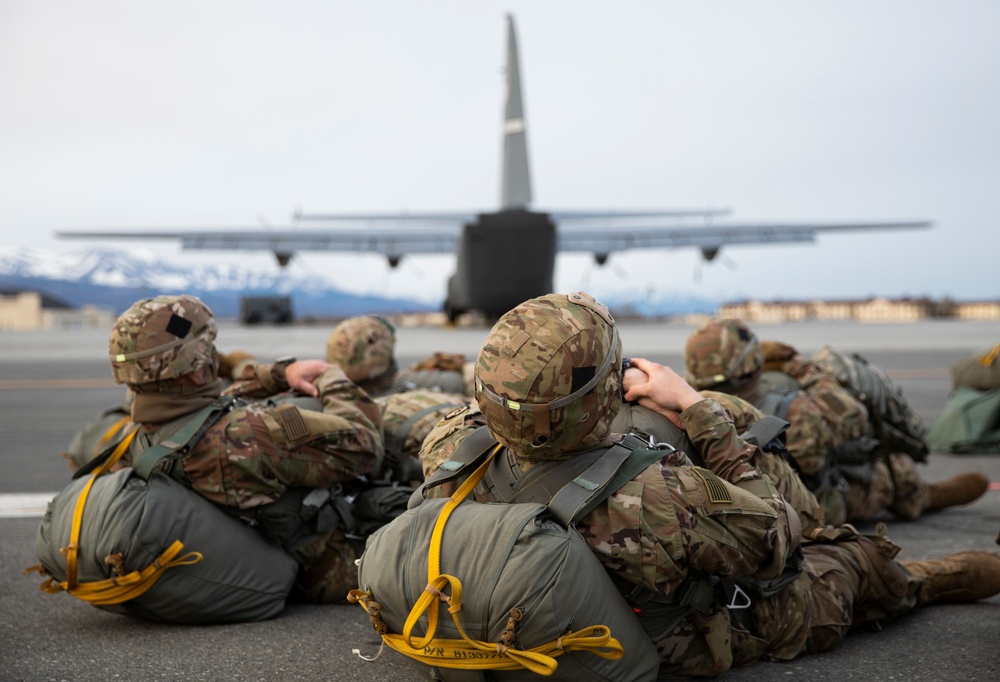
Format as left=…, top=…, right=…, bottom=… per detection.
left=0, top=246, right=433, bottom=318
left=0, top=245, right=720, bottom=319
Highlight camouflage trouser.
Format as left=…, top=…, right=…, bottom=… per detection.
left=844, top=452, right=929, bottom=522
left=750, top=526, right=920, bottom=661
left=654, top=526, right=921, bottom=676
left=757, top=452, right=828, bottom=537
left=289, top=528, right=361, bottom=604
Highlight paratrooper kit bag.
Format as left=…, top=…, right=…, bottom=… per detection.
left=811, top=345, right=929, bottom=462
left=349, top=428, right=663, bottom=681
left=29, top=402, right=298, bottom=624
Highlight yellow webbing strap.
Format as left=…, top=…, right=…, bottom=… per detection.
left=350, top=443, right=624, bottom=675
left=41, top=540, right=203, bottom=605
left=31, top=425, right=204, bottom=605
left=979, top=343, right=1000, bottom=367
left=98, top=415, right=131, bottom=450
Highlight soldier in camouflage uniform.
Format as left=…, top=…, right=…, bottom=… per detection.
left=325, top=315, right=472, bottom=484
left=62, top=350, right=253, bottom=473
left=326, top=315, right=474, bottom=398
left=611, top=388, right=827, bottom=538
left=418, top=291, right=1000, bottom=678
left=107, top=294, right=383, bottom=603
left=684, top=318, right=988, bottom=526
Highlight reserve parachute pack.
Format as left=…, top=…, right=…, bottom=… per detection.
left=349, top=427, right=665, bottom=681
left=810, top=346, right=929, bottom=463
left=29, top=414, right=297, bottom=624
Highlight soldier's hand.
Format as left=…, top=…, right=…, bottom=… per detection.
left=285, top=360, right=333, bottom=397
left=623, top=358, right=703, bottom=428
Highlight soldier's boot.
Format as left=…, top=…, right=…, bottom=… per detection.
left=924, top=472, right=989, bottom=512
left=900, top=551, right=1000, bottom=606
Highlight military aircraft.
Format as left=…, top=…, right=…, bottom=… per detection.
left=59, top=15, right=931, bottom=321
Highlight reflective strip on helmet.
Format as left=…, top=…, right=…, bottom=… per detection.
left=477, top=326, right=620, bottom=414
left=690, top=373, right=728, bottom=389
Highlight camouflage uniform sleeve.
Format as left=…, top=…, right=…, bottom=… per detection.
left=222, top=360, right=280, bottom=400
left=680, top=397, right=762, bottom=483
left=576, top=453, right=796, bottom=596
left=679, top=397, right=800, bottom=579
left=188, top=366, right=383, bottom=509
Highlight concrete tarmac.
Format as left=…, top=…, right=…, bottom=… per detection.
left=1, top=319, right=998, bottom=681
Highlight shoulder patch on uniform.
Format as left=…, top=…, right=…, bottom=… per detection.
left=443, top=405, right=469, bottom=420
left=692, top=467, right=733, bottom=504
left=275, top=403, right=310, bottom=442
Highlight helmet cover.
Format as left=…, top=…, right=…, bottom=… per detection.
left=475, top=292, right=622, bottom=460
left=326, top=315, right=397, bottom=382
left=109, top=294, right=218, bottom=389
left=684, top=318, right=763, bottom=390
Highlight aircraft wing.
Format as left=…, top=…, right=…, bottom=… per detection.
left=555, top=221, right=932, bottom=257
left=56, top=227, right=461, bottom=259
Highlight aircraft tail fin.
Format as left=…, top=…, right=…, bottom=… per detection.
left=500, top=14, right=532, bottom=210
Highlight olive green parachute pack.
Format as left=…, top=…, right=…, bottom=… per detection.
left=349, top=427, right=665, bottom=681
left=810, top=345, right=929, bottom=463
left=926, top=345, right=1000, bottom=453
left=30, top=401, right=297, bottom=623
left=925, top=386, right=1000, bottom=454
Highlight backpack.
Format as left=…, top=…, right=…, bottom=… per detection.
left=30, top=424, right=297, bottom=623
left=925, top=386, right=1000, bottom=454
left=349, top=428, right=666, bottom=681
left=811, top=346, right=928, bottom=462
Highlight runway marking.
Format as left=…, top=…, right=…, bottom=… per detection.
left=0, top=493, right=55, bottom=518
left=0, top=378, right=119, bottom=390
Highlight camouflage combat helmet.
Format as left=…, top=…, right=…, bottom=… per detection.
left=475, top=291, right=622, bottom=461
left=109, top=294, right=218, bottom=389
left=684, top=318, right=763, bottom=390
left=326, top=315, right=397, bottom=383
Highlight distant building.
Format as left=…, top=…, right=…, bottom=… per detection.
left=719, top=296, right=1000, bottom=323
left=954, top=300, right=1000, bottom=320
left=0, top=288, right=116, bottom=331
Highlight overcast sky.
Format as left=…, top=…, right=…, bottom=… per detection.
left=2, top=1, right=998, bottom=306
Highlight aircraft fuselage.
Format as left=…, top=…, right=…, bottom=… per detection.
left=445, top=209, right=556, bottom=320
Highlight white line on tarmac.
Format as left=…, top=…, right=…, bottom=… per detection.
left=0, top=493, right=55, bottom=518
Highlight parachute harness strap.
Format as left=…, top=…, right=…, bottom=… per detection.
left=28, top=425, right=204, bottom=605
left=98, top=415, right=132, bottom=450
left=348, top=442, right=624, bottom=675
